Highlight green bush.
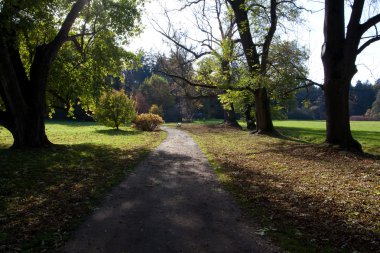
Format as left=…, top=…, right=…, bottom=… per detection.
left=94, top=89, right=136, bottom=130
left=133, top=113, right=164, bottom=131
left=149, top=104, right=164, bottom=117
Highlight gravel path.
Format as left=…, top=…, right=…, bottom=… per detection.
left=60, top=127, right=277, bottom=253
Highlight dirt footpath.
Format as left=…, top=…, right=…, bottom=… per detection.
left=60, top=127, right=277, bottom=253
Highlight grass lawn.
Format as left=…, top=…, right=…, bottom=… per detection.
left=273, top=120, right=380, bottom=155
left=0, top=121, right=166, bottom=252
left=182, top=123, right=380, bottom=253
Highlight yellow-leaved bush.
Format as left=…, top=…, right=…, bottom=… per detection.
left=133, top=113, right=164, bottom=131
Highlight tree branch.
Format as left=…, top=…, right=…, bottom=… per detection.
left=283, top=77, right=324, bottom=95
left=155, top=70, right=219, bottom=89
left=260, top=0, right=277, bottom=73
left=179, top=0, right=205, bottom=11
left=52, top=0, right=90, bottom=50
left=152, top=17, right=211, bottom=60
left=357, top=35, right=380, bottom=54
left=360, top=13, right=380, bottom=36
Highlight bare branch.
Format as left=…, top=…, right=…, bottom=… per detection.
left=155, top=70, right=219, bottom=89
left=360, top=13, right=380, bottom=35
left=357, top=35, right=380, bottom=54
left=179, top=0, right=205, bottom=11
left=151, top=15, right=212, bottom=60
left=283, top=78, right=324, bottom=95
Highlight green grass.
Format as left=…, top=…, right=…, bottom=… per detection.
left=0, top=121, right=166, bottom=252
left=272, top=120, right=380, bottom=155
left=165, top=119, right=380, bottom=155
left=174, top=119, right=380, bottom=155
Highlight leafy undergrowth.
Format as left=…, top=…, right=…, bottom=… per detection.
left=0, top=121, right=166, bottom=252
left=183, top=124, right=380, bottom=253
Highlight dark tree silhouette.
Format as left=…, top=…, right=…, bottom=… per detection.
left=322, top=0, right=380, bottom=151
left=0, top=0, right=89, bottom=148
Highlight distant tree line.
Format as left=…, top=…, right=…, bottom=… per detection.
left=1, top=0, right=380, bottom=152
left=288, top=79, right=380, bottom=120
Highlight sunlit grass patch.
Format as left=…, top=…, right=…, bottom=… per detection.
left=183, top=124, right=380, bottom=253
left=272, top=120, right=380, bottom=155
left=0, top=121, right=166, bottom=252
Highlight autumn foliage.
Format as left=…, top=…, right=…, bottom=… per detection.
left=148, top=104, right=164, bottom=117
left=133, top=113, right=164, bottom=131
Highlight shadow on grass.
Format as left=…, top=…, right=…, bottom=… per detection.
left=45, top=120, right=97, bottom=127
left=185, top=125, right=380, bottom=252
left=276, top=126, right=380, bottom=155
left=95, top=129, right=140, bottom=136
left=275, top=126, right=325, bottom=142
left=217, top=153, right=380, bottom=253
left=0, top=143, right=151, bottom=252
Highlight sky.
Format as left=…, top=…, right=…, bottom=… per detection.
left=128, top=0, right=380, bottom=85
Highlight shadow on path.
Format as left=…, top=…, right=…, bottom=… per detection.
left=60, top=128, right=275, bottom=253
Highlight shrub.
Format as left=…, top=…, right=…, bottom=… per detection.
left=94, top=89, right=136, bottom=130
left=149, top=104, right=164, bottom=117
left=133, top=113, right=164, bottom=131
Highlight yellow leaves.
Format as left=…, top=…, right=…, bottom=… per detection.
left=271, top=162, right=288, bottom=172
left=133, top=113, right=164, bottom=131
left=374, top=185, right=380, bottom=195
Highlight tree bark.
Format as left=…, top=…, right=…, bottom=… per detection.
left=322, top=0, right=362, bottom=152
left=0, top=0, right=89, bottom=148
left=227, top=0, right=276, bottom=134
left=223, top=103, right=242, bottom=129
left=324, top=78, right=361, bottom=150
left=243, top=103, right=256, bottom=130
left=253, top=88, right=275, bottom=134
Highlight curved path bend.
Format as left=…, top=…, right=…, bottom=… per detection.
left=61, top=127, right=277, bottom=253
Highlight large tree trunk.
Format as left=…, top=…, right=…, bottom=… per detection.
left=0, top=0, right=89, bottom=148
left=10, top=110, right=51, bottom=148
left=324, top=78, right=361, bottom=151
left=322, top=0, right=362, bottom=152
left=243, top=103, right=256, bottom=130
left=223, top=103, right=242, bottom=129
left=253, top=88, right=275, bottom=133
left=0, top=41, right=51, bottom=148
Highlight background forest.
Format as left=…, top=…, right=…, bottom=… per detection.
left=53, top=54, right=380, bottom=123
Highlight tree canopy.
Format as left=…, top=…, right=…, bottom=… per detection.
left=0, top=0, right=143, bottom=147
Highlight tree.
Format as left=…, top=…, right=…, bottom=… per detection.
left=139, top=74, right=176, bottom=119
left=154, top=0, right=243, bottom=128
left=349, top=80, right=377, bottom=116
left=366, top=90, right=380, bottom=119
left=322, top=0, right=380, bottom=151
left=156, top=50, right=210, bottom=122
left=47, top=31, right=137, bottom=118
left=0, top=0, right=142, bottom=148
left=94, top=90, right=136, bottom=130
left=149, top=104, right=164, bottom=117
left=226, top=0, right=301, bottom=134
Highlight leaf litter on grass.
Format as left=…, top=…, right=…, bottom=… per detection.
left=183, top=124, right=380, bottom=253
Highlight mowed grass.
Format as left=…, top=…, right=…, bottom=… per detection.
left=182, top=124, right=380, bottom=253
left=180, top=119, right=380, bottom=155
left=273, top=120, right=380, bottom=155
left=0, top=121, right=166, bottom=252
